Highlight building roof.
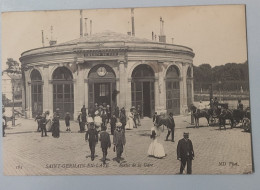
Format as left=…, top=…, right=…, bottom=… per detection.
left=59, top=31, right=152, bottom=45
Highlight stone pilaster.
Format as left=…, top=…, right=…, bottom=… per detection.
left=157, top=62, right=167, bottom=114
left=43, top=65, right=50, bottom=113
left=182, top=63, right=188, bottom=114
left=118, top=61, right=126, bottom=108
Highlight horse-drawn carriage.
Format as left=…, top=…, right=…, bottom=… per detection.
left=209, top=103, right=228, bottom=126
left=241, top=107, right=251, bottom=132
left=190, top=102, right=251, bottom=131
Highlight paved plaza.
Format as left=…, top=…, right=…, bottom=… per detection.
left=2, top=115, right=253, bottom=175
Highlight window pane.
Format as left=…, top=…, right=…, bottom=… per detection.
left=136, top=92, right=142, bottom=101
left=136, top=82, right=142, bottom=91
left=64, top=84, right=70, bottom=93
left=57, top=94, right=63, bottom=100
left=57, top=85, right=63, bottom=93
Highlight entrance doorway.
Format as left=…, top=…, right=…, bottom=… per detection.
left=131, top=64, right=155, bottom=118
left=94, top=83, right=112, bottom=106
left=165, top=65, right=180, bottom=115
left=88, top=64, right=117, bottom=110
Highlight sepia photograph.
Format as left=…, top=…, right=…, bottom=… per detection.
left=1, top=5, right=253, bottom=175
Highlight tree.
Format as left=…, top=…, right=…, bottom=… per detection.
left=3, top=58, right=21, bottom=75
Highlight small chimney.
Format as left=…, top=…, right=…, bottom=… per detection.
left=41, top=30, right=45, bottom=47
left=84, top=18, right=88, bottom=36
left=152, top=31, right=154, bottom=40
left=160, top=17, right=162, bottom=35
left=49, top=26, right=57, bottom=46
left=162, top=20, right=165, bottom=35
left=90, top=20, right=92, bottom=36
left=127, top=21, right=131, bottom=36
left=131, top=8, right=135, bottom=36
left=80, top=10, right=83, bottom=37
left=159, top=17, right=166, bottom=43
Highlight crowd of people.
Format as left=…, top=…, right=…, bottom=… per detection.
left=6, top=103, right=194, bottom=173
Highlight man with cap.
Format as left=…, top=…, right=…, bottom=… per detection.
left=40, top=113, right=47, bottom=137
left=99, top=125, right=111, bottom=164
left=85, top=122, right=98, bottom=161
left=113, top=122, right=126, bottom=163
left=77, top=112, right=84, bottom=133
left=237, top=99, right=243, bottom=111
left=81, top=105, right=87, bottom=127
left=166, top=112, right=175, bottom=142
left=177, top=132, right=194, bottom=174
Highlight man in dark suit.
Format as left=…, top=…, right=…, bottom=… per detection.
left=177, top=132, right=194, bottom=174
left=113, top=123, right=126, bottom=163
left=40, top=113, right=47, bottom=137
left=166, top=112, right=175, bottom=142
left=99, top=126, right=111, bottom=164
left=85, top=122, right=98, bottom=161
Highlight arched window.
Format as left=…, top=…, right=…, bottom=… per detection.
left=166, top=65, right=180, bottom=115
left=52, top=67, right=74, bottom=118
left=30, top=69, right=43, bottom=117
left=131, top=64, right=155, bottom=117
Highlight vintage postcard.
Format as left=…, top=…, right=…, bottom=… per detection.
left=1, top=5, right=253, bottom=175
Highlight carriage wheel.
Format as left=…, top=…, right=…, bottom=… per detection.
left=242, top=118, right=251, bottom=132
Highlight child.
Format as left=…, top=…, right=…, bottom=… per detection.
left=85, top=122, right=98, bottom=161
left=99, top=126, right=111, bottom=164
left=65, top=112, right=71, bottom=132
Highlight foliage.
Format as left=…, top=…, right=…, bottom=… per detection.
left=2, top=58, right=22, bottom=75
left=194, top=61, right=249, bottom=91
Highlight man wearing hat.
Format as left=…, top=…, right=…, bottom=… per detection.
left=99, top=125, right=111, bottom=164
left=113, top=122, right=126, bottom=163
left=166, top=112, right=175, bottom=142
left=85, top=122, right=98, bottom=161
left=177, top=132, right=194, bottom=174
left=77, top=112, right=84, bottom=133
left=40, top=113, right=47, bottom=137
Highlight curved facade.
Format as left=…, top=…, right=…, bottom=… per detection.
left=20, top=31, right=195, bottom=119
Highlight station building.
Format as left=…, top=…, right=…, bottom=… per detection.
left=20, top=31, right=195, bottom=119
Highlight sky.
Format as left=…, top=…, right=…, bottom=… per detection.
left=1, top=5, right=247, bottom=70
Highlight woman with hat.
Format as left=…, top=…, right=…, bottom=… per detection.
left=52, top=112, right=60, bottom=138
left=148, top=126, right=166, bottom=159
left=125, top=107, right=135, bottom=130
left=45, top=110, right=52, bottom=132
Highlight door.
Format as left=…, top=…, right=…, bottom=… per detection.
left=166, top=80, right=180, bottom=115
left=94, top=83, right=111, bottom=106
left=131, top=81, right=154, bottom=117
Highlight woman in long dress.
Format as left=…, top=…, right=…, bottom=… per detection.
left=45, top=111, right=52, bottom=132
left=148, top=126, right=166, bottom=158
left=125, top=109, right=134, bottom=130
left=52, top=113, right=60, bottom=138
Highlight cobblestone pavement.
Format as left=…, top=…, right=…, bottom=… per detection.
left=2, top=115, right=253, bottom=175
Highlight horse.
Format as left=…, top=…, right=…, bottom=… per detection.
left=153, top=114, right=168, bottom=132
left=218, top=108, right=234, bottom=130
left=190, top=105, right=210, bottom=128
